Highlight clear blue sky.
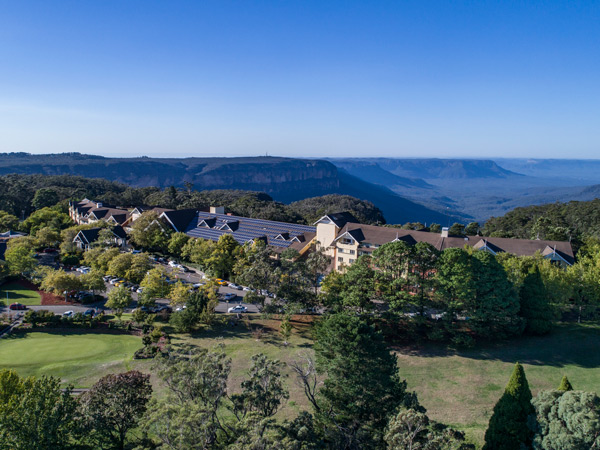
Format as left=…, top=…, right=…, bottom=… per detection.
left=1, top=1, right=599, bottom=158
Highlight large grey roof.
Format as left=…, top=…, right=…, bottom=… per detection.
left=185, top=211, right=316, bottom=248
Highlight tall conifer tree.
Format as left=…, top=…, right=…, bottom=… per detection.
left=483, top=362, right=534, bottom=450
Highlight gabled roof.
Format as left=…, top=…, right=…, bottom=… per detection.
left=199, top=217, right=217, bottom=228
left=161, top=209, right=198, bottom=232
left=334, top=228, right=365, bottom=244
left=472, top=239, right=503, bottom=255
left=74, top=226, right=127, bottom=245
left=541, top=245, right=575, bottom=265
left=335, top=222, right=575, bottom=264
left=313, top=212, right=359, bottom=228
left=185, top=211, right=316, bottom=250
left=219, top=220, right=239, bottom=232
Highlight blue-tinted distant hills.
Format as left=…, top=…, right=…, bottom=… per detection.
left=327, top=158, right=600, bottom=223
left=3, top=153, right=598, bottom=225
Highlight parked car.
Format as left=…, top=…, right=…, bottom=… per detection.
left=223, top=293, right=237, bottom=301
left=103, top=275, right=112, bottom=282
left=228, top=283, right=242, bottom=290
left=153, top=305, right=172, bottom=313
left=227, top=305, right=247, bottom=313
left=83, top=309, right=95, bottom=316
left=62, top=310, right=74, bottom=317
left=136, top=287, right=144, bottom=294
left=215, top=279, right=228, bottom=286
left=168, top=260, right=177, bottom=267
left=8, top=303, right=26, bottom=310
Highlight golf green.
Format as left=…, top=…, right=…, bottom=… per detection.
left=0, top=331, right=142, bottom=387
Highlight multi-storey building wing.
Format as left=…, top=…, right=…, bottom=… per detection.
left=314, top=213, right=575, bottom=271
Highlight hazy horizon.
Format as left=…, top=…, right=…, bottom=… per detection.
left=2, top=1, right=599, bottom=159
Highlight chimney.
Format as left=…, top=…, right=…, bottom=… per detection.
left=210, top=206, right=225, bottom=214
left=441, top=227, right=449, bottom=238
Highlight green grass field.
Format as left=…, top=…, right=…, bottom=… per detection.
left=0, top=282, right=41, bottom=306
left=0, top=331, right=142, bottom=387
left=393, top=322, right=600, bottom=445
left=140, top=319, right=600, bottom=447
left=1, top=319, right=598, bottom=448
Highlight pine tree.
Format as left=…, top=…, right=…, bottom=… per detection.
left=483, top=362, right=534, bottom=450
left=557, top=375, right=573, bottom=391
left=519, top=267, right=553, bottom=335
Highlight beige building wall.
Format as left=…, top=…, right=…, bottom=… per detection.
left=334, top=240, right=359, bottom=271
left=316, top=222, right=339, bottom=257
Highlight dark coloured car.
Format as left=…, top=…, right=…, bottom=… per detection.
left=9, top=303, right=26, bottom=310
left=83, top=309, right=95, bottom=316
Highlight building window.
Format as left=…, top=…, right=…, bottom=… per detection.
left=341, top=238, right=354, bottom=245
left=338, top=257, right=343, bottom=262
left=338, top=248, right=345, bottom=254
left=349, top=259, right=355, bottom=264
left=349, top=250, right=355, bottom=255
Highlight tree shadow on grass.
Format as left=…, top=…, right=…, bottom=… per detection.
left=3, top=328, right=134, bottom=341
left=392, top=323, right=600, bottom=369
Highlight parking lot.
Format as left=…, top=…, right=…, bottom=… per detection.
left=0, top=255, right=265, bottom=318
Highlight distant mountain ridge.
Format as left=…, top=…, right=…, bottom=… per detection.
left=333, top=158, right=521, bottom=179
left=0, top=153, right=457, bottom=225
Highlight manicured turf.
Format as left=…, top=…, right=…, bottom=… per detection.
left=0, top=331, right=142, bottom=387
left=0, top=282, right=42, bottom=306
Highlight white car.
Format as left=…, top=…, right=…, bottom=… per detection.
left=228, top=283, right=242, bottom=290
left=227, top=305, right=247, bottom=313
left=168, top=261, right=177, bottom=267
left=62, top=310, right=74, bottom=317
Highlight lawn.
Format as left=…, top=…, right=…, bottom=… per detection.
left=0, top=282, right=42, bottom=306
left=139, top=319, right=600, bottom=448
left=135, top=316, right=318, bottom=419
left=393, top=322, right=600, bottom=445
left=0, top=331, right=142, bottom=387
left=1, top=318, right=598, bottom=449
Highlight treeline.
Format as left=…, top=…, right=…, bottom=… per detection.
left=482, top=198, right=600, bottom=249
left=317, top=235, right=600, bottom=345
left=0, top=174, right=385, bottom=225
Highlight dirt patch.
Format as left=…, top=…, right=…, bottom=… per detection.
left=13, top=279, right=73, bottom=306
